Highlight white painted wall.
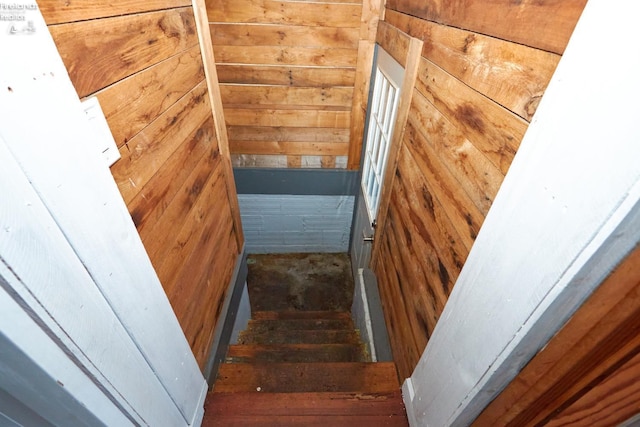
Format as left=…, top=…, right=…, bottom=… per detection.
left=403, top=1, right=640, bottom=425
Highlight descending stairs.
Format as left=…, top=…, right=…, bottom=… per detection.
left=203, top=310, right=408, bottom=426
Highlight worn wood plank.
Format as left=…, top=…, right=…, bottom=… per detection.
left=208, top=0, right=361, bottom=27
left=230, top=141, right=349, bottom=156
left=137, top=144, right=220, bottom=260
left=130, top=117, right=217, bottom=240
left=408, top=90, right=503, bottom=216
left=211, top=23, right=359, bottom=48
left=228, top=126, right=349, bottom=143
left=111, top=80, right=210, bottom=204
left=474, top=245, right=640, bottom=427
left=385, top=10, right=561, bottom=121
left=39, top=0, right=191, bottom=25
left=205, top=391, right=407, bottom=416
left=252, top=311, right=353, bottom=321
left=215, top=362, right=400, bottom=393
left=49, top=7, right=198, bottom=97
left=385, top=0, right=587, bottom=54
left=403, top=120, right=483, bottom=252
left=226, top=344, right=366, bottom=363
left=192, top=0, right=244, bottom=248
left=150, top=163, right=226, bottom=290
left=225, top=109, right=350, bottom=128
left=375, top=233, right=426, bottom=381
left=375, top=21, right=410, bottom=67
left=546, top=351, right=640, bottom=427
left=203, top=414, right=407, bottom=427
left=415, top=57, right=527, bottom=175
left=216, top=65, right=355, bottom=87
left=213, top=45, right=357, bottom=67
left=171, top=200, right=237, bottom=366
left=219, top=86, right=353, bottom=107
left=95, top=46, right=204, bottom=147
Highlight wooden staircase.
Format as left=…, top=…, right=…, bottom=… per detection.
left=203, top=310, right=408, bottom=426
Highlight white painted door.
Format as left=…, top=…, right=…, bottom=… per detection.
left=351, top=46, right=404, bottom=362
left=0, top=4, right=206, bottom=426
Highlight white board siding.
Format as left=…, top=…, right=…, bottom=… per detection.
left=0, top=4, right=206, bottom=425
left=403, top=1, right=640, bottom=425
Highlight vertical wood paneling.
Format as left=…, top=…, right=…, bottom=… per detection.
left=41, top=0, right=242, bottom=368
left=373, top=0, right=586, bottom=384
left=208, top=0, right=368, bottom=169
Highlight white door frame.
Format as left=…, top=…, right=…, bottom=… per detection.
left=403, top=1, right=640, bottom=425
left=0, top=4, right=206, bottom=425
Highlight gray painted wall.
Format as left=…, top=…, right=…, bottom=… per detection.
left=238, top=194, right=354, bottom=253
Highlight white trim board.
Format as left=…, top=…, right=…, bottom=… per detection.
left=403, top=1, right=640, bottom=425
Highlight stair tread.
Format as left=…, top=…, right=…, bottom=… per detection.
left=247, top=318, right=354, bottom=331
left=226, top=343, right=367, bottom=363
left=252, top=310, right=352, bottom=320
left=238, top=328, right=361, bottom=345
left=203, top=391, right=408, bottom=427
left=214, top=362, right=400, bottom=393
left=205, top=390, right=406, bottom=415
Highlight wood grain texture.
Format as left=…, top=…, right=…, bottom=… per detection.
left=224, top=108, right=350, bottom=128
left=545, top=352, right=640, bottom=427
left=228, top=127, right=349, bottom=143
left=215, top=362, right=399, bottom=393
left=207, top=0, right=361, bottom=27
left=207, top=0, right=369, bottom=168
left=216, top=65, right=355, bottom=87
left=375, top=21, right=410, bottom=67
left=96, top=45, right=205, bottom=147
left=112, top=81, right=211, bottom=204
left=415, top=57, right=527, bottom=175
left=473, top=244, right=640, bottom=427
left=211, top=23, right=359, bottom=48
left=385, top=0, right=587, bottom=54
left=230, top=141, right=349, bottom=156
left=220, top=86, right=353, bottom=107
left=213, top=45, right=357, bottom=67
left=385, top=10, right=560, bottom=121
left=49, top=7, right=198, bottom=97
left=408, top=90, right=503, bottom=216
left=39, top=0, right=191, bottom=25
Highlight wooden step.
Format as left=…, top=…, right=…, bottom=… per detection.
left=246, top=318, right=354, bottom=332
left=203, top=391, right=408, bottom=426
left=214, top=362, right=400, bottom=393
left=226, top=344, right=368, bottom=363
left=238, top=328, right=361, bottom=345
left=252, top=310, right=352, bottom=321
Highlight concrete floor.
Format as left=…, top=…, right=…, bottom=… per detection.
left=246, top=253, right=354, bottom=312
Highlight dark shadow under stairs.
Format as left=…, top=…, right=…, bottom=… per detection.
left=203, top=253, right=408, bottom=426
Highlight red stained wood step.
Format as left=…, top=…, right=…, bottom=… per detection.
left=237, top=328, right=361, bottom=345
left=203, top=391, right=409, bottom=427
left=214, top=362, right=400, bottom=393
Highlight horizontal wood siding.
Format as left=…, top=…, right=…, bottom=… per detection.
left=42, top=0, right=241, bottom=369
left=372, top=1, right=586, bottom=380
left=208, top=0, right=372, bottom=168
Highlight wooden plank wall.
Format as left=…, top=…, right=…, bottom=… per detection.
left=40, top=0, right=242, bottom=369
left=371, top=0, right=587, bottom=380
left=207, top=0, right=379, bottom=169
